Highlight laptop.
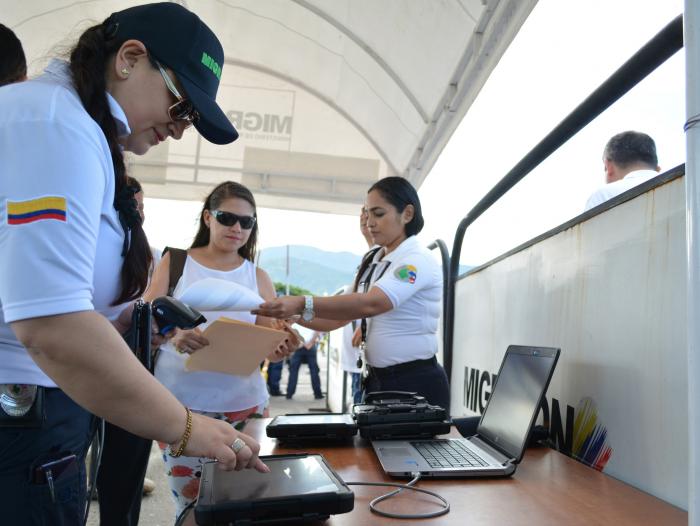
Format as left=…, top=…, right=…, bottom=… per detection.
left=372, top=345, right=560, bottom=477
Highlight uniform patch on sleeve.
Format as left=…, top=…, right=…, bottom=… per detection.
left=7, top=196, right=67, bottom=225
left=394, top=264, right=417, bottom=284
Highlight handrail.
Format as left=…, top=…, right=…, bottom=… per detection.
left=427, top=239, right=451, bottom=376
left=446, top=14, right=683, bottom=367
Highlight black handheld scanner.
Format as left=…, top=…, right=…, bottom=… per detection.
left=151, top=296, right=206, bottom=335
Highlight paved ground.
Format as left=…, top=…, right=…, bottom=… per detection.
left=87, top=357, right=328, bottom=525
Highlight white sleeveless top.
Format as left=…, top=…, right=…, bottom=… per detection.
left=155, top=255, right=268, bottom=412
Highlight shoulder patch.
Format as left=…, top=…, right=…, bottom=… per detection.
left=7, top=196, right=67, bottom=225
left=394, top=264, right=417, bottom=284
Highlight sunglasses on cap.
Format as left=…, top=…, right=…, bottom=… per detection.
left=155, top=60, right=200, bottom=128
left=210, top=210, right=256, bottom=230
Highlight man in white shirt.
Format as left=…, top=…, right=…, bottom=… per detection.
left=584, top=131, right=660, bottom=211
left=286, top=326, right=323, bottom=400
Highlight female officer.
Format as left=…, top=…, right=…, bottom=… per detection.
left=254, top=176, right=451, bottom=411
left=0, top=4, right=266, bottom=524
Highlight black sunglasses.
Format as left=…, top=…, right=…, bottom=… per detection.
left=210, top=210, right=256, bottom=229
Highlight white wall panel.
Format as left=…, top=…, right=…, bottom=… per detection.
left=451, top=176, right=687, bottom=508
left=326, top=327, right=350, bottom=413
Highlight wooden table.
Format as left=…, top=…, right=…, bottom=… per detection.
left=242, top=419, right=686, bottom=526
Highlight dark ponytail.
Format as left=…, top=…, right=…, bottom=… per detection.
left=69, top=23, right=152, bottom=305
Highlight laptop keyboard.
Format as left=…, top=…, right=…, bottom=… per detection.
left=411, top=439, right=489, bottom=468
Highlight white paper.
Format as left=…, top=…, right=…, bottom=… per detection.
left=178, top=278, right=264, bottom=312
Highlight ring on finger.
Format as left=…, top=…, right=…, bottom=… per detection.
left=230, top=437, right=246, bottom=453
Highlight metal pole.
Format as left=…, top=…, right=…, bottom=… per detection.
left=309, top=333, right=331, bottom=412
left=427, top=240, right=452, bottom=378
left=341, top=371, right=348, bottom=413
left=285, top=244, right=290, bottom=295
left=686, top=3, right=699, bottom=522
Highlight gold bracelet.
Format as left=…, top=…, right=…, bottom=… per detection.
left=168, top=407, right=193, bottom=458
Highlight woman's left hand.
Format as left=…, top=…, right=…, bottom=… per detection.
left=114, top=302, right=174, bottom=347
left=266, top=327, right=296, bottom=362
left=272, top=319, right=302, bottom=348
left=253, top=296, right=304, bottom=319
left=267, top=345, right=293, bottom=363
left=151, top=319, right=175, bottom=348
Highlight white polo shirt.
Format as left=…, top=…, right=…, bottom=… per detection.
left=584, top=169, right=659, bottom=211
left=0, top=60, right=129, bottom=387
left=360, top=235, right=442, bottom=368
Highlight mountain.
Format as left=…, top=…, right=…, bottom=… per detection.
left=258, top=246, right=363, bottom=296
left=257, top=245, right=473, bottom=296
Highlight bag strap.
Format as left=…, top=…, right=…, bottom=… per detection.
left=162, top=247, right=187, bottom=297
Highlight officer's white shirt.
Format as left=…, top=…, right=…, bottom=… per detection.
left=0, top=60, right=129, bottom=386
left=361, top=235, right=442, bottom=368
left=584, top=169, right=659, bottom=211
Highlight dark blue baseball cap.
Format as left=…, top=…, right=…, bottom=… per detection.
left=106, top=2, right=238, bottom=145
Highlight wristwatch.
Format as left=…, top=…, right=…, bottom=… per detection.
left=301, top=295, right=315, bottom=322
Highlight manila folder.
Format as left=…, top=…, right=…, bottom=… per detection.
left=185, top=317, right=287, bottom=376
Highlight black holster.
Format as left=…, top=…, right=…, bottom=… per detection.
left=122, top=300, right=154, bottom=373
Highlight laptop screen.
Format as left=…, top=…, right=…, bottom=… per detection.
left=477, top=346, right=559, bottom=461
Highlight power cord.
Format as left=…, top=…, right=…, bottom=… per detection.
left=345, top=472, right=450, bottom=519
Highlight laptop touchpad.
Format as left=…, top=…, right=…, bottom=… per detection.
left=380, top=447, right=413, bottom=457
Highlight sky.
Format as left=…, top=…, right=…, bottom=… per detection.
left=143, top=0, right=687, bottom=267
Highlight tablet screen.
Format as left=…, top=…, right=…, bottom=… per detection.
left=274, top=414, right=354, bottom=426
left=207, top=456, right=340, bottom=502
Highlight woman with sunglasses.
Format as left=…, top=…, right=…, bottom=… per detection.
left=0, top=4, right=268, bottom=524
left=144, top=181, right=295, bottom=516
left=254, top=177, right=451, bottom=412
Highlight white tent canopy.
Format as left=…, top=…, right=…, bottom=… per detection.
left=4, top=0, right=535, bottom=214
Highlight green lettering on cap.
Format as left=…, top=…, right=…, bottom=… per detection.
left=201, top=52, right=222, bottom=80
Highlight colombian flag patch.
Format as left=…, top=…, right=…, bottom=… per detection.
left=7, top=196, right=67, bottom=225
left=394, top=264, right=417, bottom=284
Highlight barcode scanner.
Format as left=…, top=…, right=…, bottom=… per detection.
left=124, top=297, right=207, bottom=373
left=151, top=296, right=206, bottom=335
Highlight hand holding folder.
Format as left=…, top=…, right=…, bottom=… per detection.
left=185, top=317, right=288, bottom=376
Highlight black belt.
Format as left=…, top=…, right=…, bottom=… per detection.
left=367, top=356, right=437, bottom=379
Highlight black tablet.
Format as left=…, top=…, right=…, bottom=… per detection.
left=266, top=413, right=358, bottom=440
left=352, top=402, right=447, bottom=425
left=359, top=419, right=452, bottom=440
left=195, top=454, right=354, bottom=525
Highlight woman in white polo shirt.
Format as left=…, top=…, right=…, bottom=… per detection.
left=254, top=176, right=450, bottom=411
left=0, top=4, right=266, bottom=524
